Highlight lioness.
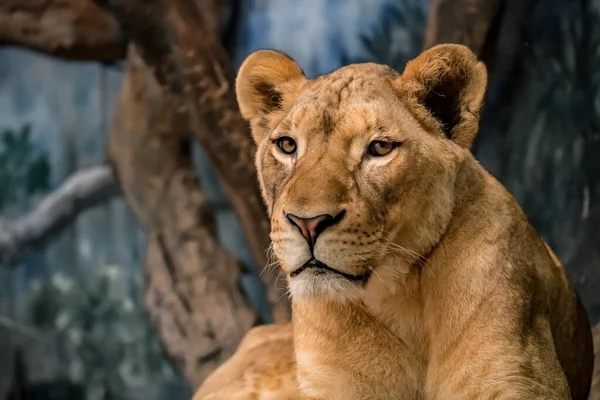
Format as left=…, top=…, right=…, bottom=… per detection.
left=193, top=44, right=594, bottom=399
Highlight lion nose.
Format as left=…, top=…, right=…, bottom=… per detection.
left=285, top=210, right=346, bottom=248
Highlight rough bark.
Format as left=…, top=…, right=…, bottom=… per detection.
left=423, top=0, right=505, bottom=59
left=112, top=0, right=290, bottom=322
left=591, top=324, right=600, bottom=400
left=108, top=48, right=257, bottom=388
left=0, top=0, right=126, bottom=61
left=0, top=165, right=119, bottom=267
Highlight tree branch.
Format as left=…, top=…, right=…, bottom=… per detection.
left=0, top=0, right=126, bottom=60
left=0, top=165, right=119, bottom=266
left=0, top=315, right=45, bottom=341
left=111, top=0, right=290, bottom=322
left=108, top=48, right=257, bottom=388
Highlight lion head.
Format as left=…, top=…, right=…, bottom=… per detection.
left=236, top=44, right=487, bottom=300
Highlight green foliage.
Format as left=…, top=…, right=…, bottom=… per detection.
left=26, top=266, right=185, bottom=400
left=0, top=124, right=51, bottom=210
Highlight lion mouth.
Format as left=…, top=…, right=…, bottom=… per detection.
left=290, top=258, right=371, bottom=282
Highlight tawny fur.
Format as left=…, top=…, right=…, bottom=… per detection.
left=193, top=44, right=594, bottom=400
left=191, top=323, right=298, bottom=400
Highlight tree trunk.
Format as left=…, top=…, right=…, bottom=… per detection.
left=108, top=48, right=257, bottom=388
left=113, top=0, right=291, bottom=323
left=423, top=0, right=504, bottom=59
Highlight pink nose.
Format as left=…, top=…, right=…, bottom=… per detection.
left=285, top=210, right=345, bottom=248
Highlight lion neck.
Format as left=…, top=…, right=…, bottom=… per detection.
left=291, top=287, right=428, bottom=398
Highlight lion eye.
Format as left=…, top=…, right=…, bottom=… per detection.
left=275, top=136, right=297, bottom=155
left=367, top=140, right=398, bottom=157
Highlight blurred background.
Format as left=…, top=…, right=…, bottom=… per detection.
left=0, top=0, right=598, bottom=399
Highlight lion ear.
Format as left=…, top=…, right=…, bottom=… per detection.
left=236, top=50, right=306, bottom=141
left=396, top=44, right=487, bottom=149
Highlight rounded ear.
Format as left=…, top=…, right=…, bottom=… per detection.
left=236, top=50, right=306, bottom=130
left=396, top=44, right=488, bottom=149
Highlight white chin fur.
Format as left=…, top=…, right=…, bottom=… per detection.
left=287, top=272, right=364, bottom=302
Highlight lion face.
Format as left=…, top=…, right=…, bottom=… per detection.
left=236, top=45, right=487, bottom=300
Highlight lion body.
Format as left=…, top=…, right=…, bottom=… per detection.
left=192, top=45, right=594, bottom=399
left=191, top=323, right=298, bottom=400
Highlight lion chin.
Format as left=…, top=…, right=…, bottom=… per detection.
left=287, top=258, right=371, bottom=300
left=192, top=43, right=594, bottom=400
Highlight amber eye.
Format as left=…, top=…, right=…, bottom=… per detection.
left=366, top=140, right=399, bottom=157
left=275, top=136, right=297, bottom=155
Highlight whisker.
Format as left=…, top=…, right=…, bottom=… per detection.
left=353, top=254, right=389, bottom=290
left=261, top=243, right=280, bottom=277
left=376, top=234, right=431, bottom=269
left=274, top=268, right=287, bottom=291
